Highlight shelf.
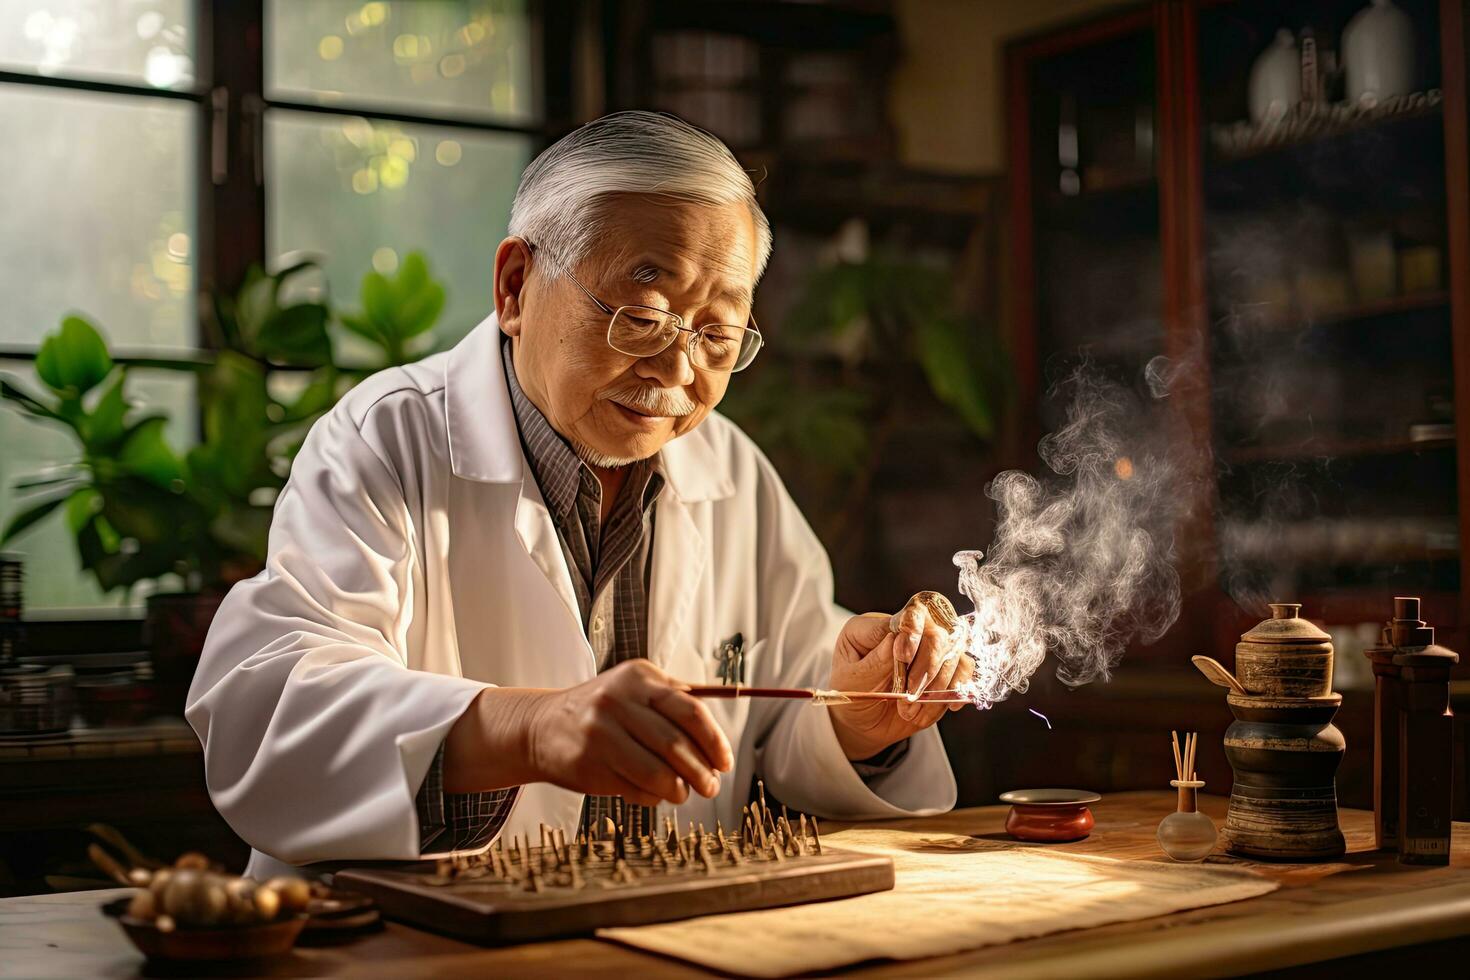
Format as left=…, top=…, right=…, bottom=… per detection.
left=1223, top=436, right=1455, bottom=465
left=646, top=0, right=895, bottom=50
left=1217, top=290, right=1449, bottom=335
left=1055, top=333, right=1163, bottom=363
left=1219, top=515, right=1460, bottom=567
left=1039, top=176, right=1157, bottom=220
left=766, top=162, right=999, bottom=227
left=1222, top=546, right=1461, bottom=565
left=1214, top=590, right=1462, bottom=629
left=1306, top=290, right=1449, bottom=328
left=1208, top=97, right=1442, bottom=163
left=1075, top=171, right=1156, bottom=195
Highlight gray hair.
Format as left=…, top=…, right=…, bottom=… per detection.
left=508, top=111, right=772, bottom=282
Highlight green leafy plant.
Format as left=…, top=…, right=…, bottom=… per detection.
left=779, top=258, right=999, bottom=443
left=0, top=317, right=205, bottom=593
left=1, top=252, right=450, bottom=597
left=339, top=252, right=447, bottom=366
left=719, top=254, right=1006, bottom=548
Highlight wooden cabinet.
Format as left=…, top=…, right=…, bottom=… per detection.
left=968, top=0, right=1470, bottom=812
left=1006, top=0, right=1470, bottom=660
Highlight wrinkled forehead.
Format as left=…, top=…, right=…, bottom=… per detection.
left=586, top=193, right=759, bottom=303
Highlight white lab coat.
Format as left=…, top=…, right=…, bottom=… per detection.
left=186, top=315, right=955, bottom=878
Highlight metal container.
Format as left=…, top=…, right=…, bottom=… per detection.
left=0, top=553, right=74, bottom=735
left=1234, top=602, right=1334, bottom=697
left=0, top=662, right=76, bottom=735
left=1222, top=692, right=1346, bottom=860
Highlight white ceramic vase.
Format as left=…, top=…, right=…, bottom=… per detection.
left=1343, top=0, right=1415, bottom=104
left=1249, top=29, right=1301, bottom=124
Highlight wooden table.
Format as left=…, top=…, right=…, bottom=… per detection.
left=4, top=791, right=1469, bottom=978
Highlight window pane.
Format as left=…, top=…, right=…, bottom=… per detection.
left=0, top=84, right=197, bottom=350
left=266, top=109, right=530, bottom=352
left=267, top=0, right=534, bottom=124
left=0, top=0, right=195, bottom=90
left=0, top=361, right=195, bottom=613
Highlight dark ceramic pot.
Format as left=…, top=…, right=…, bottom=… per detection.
left=145, top=591, right=225, bottom=714
left=1222, top=692, right=1346, bottom=860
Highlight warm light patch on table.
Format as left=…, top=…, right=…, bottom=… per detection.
left=599, top=826, right=1278, bottom=977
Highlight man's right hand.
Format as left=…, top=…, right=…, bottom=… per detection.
left=443, top=660, right=734, bottom=806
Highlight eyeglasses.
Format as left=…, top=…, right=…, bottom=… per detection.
left=527, top=242, right=764, bottom=373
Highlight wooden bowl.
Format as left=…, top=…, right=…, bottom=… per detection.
left=999, top=788, right=1102, bottom=842
left=102, top=897, right=307, bottom=962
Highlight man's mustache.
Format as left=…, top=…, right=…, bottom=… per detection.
left=600, top=380, right=697, bottom=418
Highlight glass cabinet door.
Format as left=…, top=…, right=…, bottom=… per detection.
left=1023, top=21, right=1164, bottom=435
left=1197, top=0, right=1458, bottom=616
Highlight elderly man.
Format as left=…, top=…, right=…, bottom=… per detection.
left=188, top=111, right=969, bottom=879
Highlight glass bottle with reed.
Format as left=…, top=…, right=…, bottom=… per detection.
left=1157, top=730, right=1218, bottom=861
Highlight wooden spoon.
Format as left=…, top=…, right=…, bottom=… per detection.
left=1191, top=655, right=1247, bottom=695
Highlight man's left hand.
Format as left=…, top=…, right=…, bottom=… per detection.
left=827, top=610, right=973, bottom=762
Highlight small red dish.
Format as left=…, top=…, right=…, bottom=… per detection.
left=999, top=788, right=1102, bottom=842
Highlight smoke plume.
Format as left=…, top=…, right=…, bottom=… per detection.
left=953, top=359, right=1188, bottom=708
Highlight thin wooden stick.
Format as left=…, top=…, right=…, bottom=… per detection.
left=1171, top=731, right=1182, bottom=782
left=683, top=685, right=973, bottom=704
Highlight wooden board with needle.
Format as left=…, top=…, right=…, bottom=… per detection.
left=332, top=793, right=893, bottom=946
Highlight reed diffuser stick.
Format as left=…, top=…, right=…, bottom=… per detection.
left=1170, top=731, right=1203, bottom=813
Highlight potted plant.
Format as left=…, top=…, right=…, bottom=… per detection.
left=720, top=253, right=1006, bottom=560
left=1, top=253, right=448, bottom=711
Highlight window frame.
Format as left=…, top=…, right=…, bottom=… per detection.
left=0, top=0, right=574, bottom=635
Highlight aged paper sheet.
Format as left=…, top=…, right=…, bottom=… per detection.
left=598, top=826, right=1279, bottom=976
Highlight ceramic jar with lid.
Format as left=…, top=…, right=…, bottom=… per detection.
left=1234, top=603, right=1334, bottom=697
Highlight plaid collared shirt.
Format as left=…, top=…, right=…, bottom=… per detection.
left=414, top=338, right=664, bottom=852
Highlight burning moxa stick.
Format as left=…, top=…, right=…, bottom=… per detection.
left=683, top=684, right=975, bottom=705
left=889, top=591, right=970, bottom=698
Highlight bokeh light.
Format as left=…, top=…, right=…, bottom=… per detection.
left=392, top=34, right=421, bottom=62
left=359, top=3, right=388, bottom=28
left=372, top=246, right=399, bottom=273
left=435, top=139, right=462, bottom=166
left=378, top=155, right=409, bottom=188
left=269, top=1, right=532, bottom=124
left=136, top=12, right=165, bottom=40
